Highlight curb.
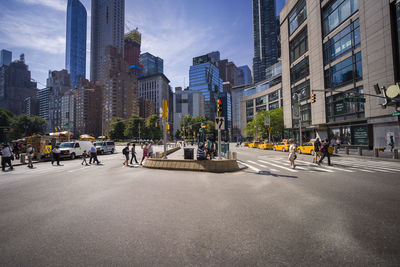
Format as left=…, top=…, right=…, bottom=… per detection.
left=332, top=153, right=400, bottom=162
left=143, top=158, right=241, bottom=173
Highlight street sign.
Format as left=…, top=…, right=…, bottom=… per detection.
left=344, top=97, right=366, bottom=103
left=392, top=112, right=400, bottom=116
left=215, top=117, right=225, bottom=130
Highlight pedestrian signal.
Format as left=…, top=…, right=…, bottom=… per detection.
left=311, top=93, right=316, bottom=103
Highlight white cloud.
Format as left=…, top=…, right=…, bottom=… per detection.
left=0, top=11, right=66, bottom=55
left=16, top=0, right=67, bottom=12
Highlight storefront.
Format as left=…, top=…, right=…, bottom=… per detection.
left=326, top=122, right=372, bottom=148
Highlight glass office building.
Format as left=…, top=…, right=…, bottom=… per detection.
left=189, top=56, right=223, bottom=121
left=140, top=52, right=164, bottom=76
left=66, top=0, right=87, bottom=88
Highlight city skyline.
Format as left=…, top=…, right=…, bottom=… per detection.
left=0, top=0, right=285, bottom=89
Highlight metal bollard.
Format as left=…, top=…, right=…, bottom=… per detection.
left=345, top=146, right=349, bottom=155
left=393, top=149, right=399, bottom=159
left=358, top=147, right=362, bottom=156
left=232, top=152, right=237, bottom=160
left=374, top=148, right=379, bottom=157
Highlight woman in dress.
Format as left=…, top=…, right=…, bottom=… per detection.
left=288, top=139, right=297, bottom=169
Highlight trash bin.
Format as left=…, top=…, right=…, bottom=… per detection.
left=184, top=148, right=194, bottom=160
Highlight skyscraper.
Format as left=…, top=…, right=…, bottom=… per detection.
left=124, top=28, right=143, bottom=77
left=189, top=54, right=223, bottom=121
left=0, top=49, right=12, bottom=67
left=65, top=0, right=87, bottom=88
left=90, top=0, right=125, bottom=83
left=238, top=65, right=252, bottom=85
left=252, top=0, right=279, bottom=83
left=140, top=52, right=164, bottom=77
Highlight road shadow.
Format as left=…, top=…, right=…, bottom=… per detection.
left=257, top=170, right=298, bottom=179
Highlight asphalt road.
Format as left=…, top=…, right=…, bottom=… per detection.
left=1, top=145, right=399, bottom=266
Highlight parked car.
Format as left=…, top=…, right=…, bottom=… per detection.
left=59, top=141, right=93, bottom=159
left=94, top=141, right=115, bottom=155
left=248, top=141, right=261, bottom=148
left=273, top=141, right=290, bottom=152
left=258, top=142, right=274, bottom=150
left=243, top=141, right=250, bottom=147
left=297, top=142, right=333, bottom=155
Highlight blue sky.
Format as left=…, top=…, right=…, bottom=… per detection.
left=0, top=0, right=285, bottom=89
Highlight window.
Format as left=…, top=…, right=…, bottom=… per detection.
left=290, top=57, right=309, bottom=84
left=74, top=143, right=80, bottom=148
left=292, top=103, right=311, bottom=128
left=256, top=96, right=266, bottom=106
left=246, top=108, right=254, bottom=117
left=290, top=27, right=308, bottom=63
left=289, top=0, right=307, bottom=35
left=269, top=102, right=279, bottom=110
left=268, top=91, right=279, bottom=102
left=291, top=80, right=310, bottom=101
left=326, top=86, right=365, bottom=122
left=256, top=105, right=267, bottom=112
left=322, top=0, right=358, bottom=36
left=324, top=19, right=360, bottom=64
left=246, top=99, right=254, bottom=108
left=324, top=52, right=362, bottom=89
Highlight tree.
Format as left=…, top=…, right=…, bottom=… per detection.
left=145, top=114, right=162, bottom=140
left=179, top=114, right=193, bottom=139
left=109, top=118, right=126, bottom=140
left=244, top=107, right=284, bottom=141
left=10, top=114, right=46, bottom=140
left=0, top=109, right=14, bottom=142
left=124, top=115, right=144, bottom=139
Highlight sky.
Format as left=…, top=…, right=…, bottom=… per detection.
left=0, top=0, right=286, bottom=89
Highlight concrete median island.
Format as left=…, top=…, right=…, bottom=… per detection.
left=143, top=158, right=242, bottom=173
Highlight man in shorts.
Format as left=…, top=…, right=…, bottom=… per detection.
left=122, top=143, right=130, bottom=166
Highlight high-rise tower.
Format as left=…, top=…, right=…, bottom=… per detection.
left=90, top=0, right=125, bottom=83
left=252, top=0, right=279, bottom=83
left=65, top=0, right=87, bottom=88
left=124, top=28, right=142, bottom=77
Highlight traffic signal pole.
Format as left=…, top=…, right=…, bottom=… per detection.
left=217, top=99, right=222, bottom=160
left=163, top=119, right=167, bottom=159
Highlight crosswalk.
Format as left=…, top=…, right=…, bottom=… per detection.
left=238, top=157, right=400, bottom=175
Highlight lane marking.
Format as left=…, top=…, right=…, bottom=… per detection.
left=237, top=160, right=261, bottom=173
left=247, top=161, right=278, bottom=172
left=258, top=160, right=298, bottom=173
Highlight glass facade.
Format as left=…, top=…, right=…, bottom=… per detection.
left=292, top=103, right=311, bottom=128
left=189, top=61, right=223, bottom=121
left=220, top=92, right=232, bottom=129
left=65, top=0, right=87, bottom=88
left=289, top=0, right=307, bottom=35
left=140, top=52, right=164, bottom=76
left=290, top=27, right=308, bottom=63
left=290, top=56, right=309, bottom=84
left=252, top=0, right=280, bottom=83
left=322, top=0, right=359, bottom=36
left=324, top=52, right=362, bottom=89
left=323, top=19, right=360, bottom=64
left=326, top=86, right=365, bottom=122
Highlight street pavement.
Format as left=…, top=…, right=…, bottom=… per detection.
left=1, top=144, right=400, bottom=266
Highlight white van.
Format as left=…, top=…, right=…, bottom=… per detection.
left=59, top=141, right=93, bottom=160
left=94, top=141, right=115, bottom=155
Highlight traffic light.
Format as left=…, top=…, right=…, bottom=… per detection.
left=217, top=99, right=222, bottom=115
left=311, top=93, right=316, bottom=103
left=166, top=122, right=170, bottom=131
left=162, top=99, right=168, bottom=119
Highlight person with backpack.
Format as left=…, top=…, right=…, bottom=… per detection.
left=1, top=143, right=14, bottom=172
left=26, top=144, right=34, bottom=168
left=130, top=143, right=139, bottom=165
left=313, top=138, right=321, bottom=164
left=318, top=139, right=332, bottom=166
left=122, top=143, right=130, bottom=167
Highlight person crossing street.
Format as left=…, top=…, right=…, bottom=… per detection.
left=51, top=145, right=61, bottom=166
left=288, top=139, right=297, bottom=169
left=130, top=143, right=139, bottom=165
left=1, top=143, right=14, bottom=172
left=26, top=144, right=34, bottom=168
left=122, top=143, right=130, bottom=167
left=318, top=139, right=331, bottom=166
left=89, top=143, right=100, bottom=165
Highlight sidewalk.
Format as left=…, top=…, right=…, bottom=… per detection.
left=334, top=148, right=399, bottom=162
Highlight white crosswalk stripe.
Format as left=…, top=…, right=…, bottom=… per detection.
left=238, top=160, right=261, bottom=173
left=272, top=159, right=334, bottom=173
left=258, top=160, right=298, bottom=173
left=247, top=161, right=278, bottom=172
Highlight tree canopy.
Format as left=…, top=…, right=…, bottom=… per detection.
left=244, top=107, right=284, bottom=141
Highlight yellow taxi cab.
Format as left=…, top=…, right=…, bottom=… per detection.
left=243, top=141, right=250, bottom=147
left=258, top=142, right=274, bottom=150
left=273, top=140, right=290, bottom=152
left=248, top=141, right=261, bottom=148
left=297, top=141, right=333, bottom=155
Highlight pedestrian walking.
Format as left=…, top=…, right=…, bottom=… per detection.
left=336, top=138, right=341, bottom=151
left=51, top=145, right=61, bottom=166
left=13, top=143, right=20, bottom=160
left=140, top=142, right=148, bottom=165
left=147, top=141, right=154, bottom=158
left=197, top=144, right=207, bottom=160
left=318, top=139, right=331, bottom=166
left=288, top=139, right=297, bottom=169
left=130, top=143, right=139, bottom=165
left=1, top=143, right=14, bottom=172
left=89, top=144, right=100, bottom=165
left=313, top=138, right=321, bottom=164
left=81, top=150, right=89, bottom=166
left=122, top=143, right=130, bottom=166
left=389, top=136, right=394, bottom=152
left=26, top=144, right=34, bottom=168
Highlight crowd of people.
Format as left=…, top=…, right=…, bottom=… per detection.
left=287, top=138, right=332, bottom=169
